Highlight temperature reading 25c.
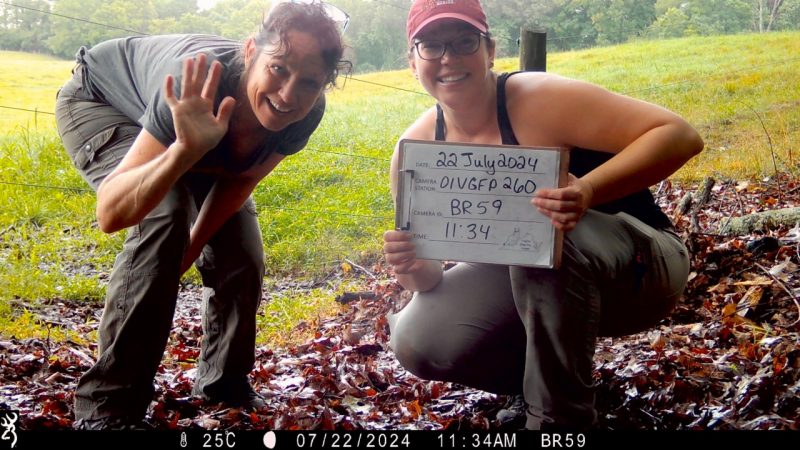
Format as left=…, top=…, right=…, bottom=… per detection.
left=444, top=222, right=490, bottom=241
left=203, top=431, right=236, bottom=448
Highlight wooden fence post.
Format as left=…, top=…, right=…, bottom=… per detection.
left=519, top=29, right=547, bottom=72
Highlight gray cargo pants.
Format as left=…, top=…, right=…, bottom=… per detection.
left=56, top=70, right=265, bottom=421
left=388, top=210, right=689, bottom=429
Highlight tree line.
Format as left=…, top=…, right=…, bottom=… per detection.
left=1, top=0, right=798, bottom=73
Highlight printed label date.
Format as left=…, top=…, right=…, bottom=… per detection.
left=295, top=432, right=411, bottom=448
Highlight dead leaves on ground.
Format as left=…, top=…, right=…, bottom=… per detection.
left=1, top=174, right=799, bottom=430
left=595, top=174, right=800, bottom=429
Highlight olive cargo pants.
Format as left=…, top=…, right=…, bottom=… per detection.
left=388, top=210, right=689, bottom=428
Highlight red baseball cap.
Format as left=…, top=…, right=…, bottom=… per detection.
left=407, top=0, right=488, bottom=42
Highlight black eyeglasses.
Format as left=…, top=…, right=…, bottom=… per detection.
left=413, top=33, right=487, bottom=61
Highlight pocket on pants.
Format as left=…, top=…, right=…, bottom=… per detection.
left=72, top=127, right=115, bottom=170
left=617, top=213, right=656, bottom=291
left=618, top=213, right=688, bottom=325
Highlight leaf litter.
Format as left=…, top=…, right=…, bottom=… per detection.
left=1, top=174, right=799, bottom=430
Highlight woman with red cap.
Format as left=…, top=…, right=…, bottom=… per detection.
left=383, top=0, right=703, bottom=429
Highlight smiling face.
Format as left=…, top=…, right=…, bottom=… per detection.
left=243, top=30, right=327, bottom=132
left=409, top=19, right=495, bottom=108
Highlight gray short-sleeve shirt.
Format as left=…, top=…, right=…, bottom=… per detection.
left=79, top=34, right=324, bottom=172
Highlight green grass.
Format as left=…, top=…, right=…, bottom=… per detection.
left=1, top=32, right=799, bottom=346
left=521, top=32, right=800, bottom=179
left=257, top=278, right=364, bottom=347
left=0, top=51, right=72, bottom=133
left=0, top=303, right=91, bottom=344
left=0, top=132, right=120, bottom=299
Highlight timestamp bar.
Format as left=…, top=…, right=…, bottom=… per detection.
left=16, top=430, right=559, bottom=449
left=16, top=429, right=799, bottom=449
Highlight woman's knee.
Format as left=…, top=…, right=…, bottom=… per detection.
left=209, top=200, right=264, bottom=272
left=208, top=238, right=265, bottom=278
left=391, top=327, right=449, bottom=381
left=224, top=245, right=265, bottom=281
left=389, top=308, right=460, bottom=381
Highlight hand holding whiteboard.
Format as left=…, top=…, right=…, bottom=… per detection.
left=394, top=140, right=569, bottom=268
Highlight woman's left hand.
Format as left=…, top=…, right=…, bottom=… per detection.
left=532, top=174, right=594, bottom=232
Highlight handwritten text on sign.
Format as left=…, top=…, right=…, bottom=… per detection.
left=396, top=140, right=566, bottom=267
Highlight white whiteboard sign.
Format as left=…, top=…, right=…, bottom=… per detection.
left=395, top=140, right=568, bottom=268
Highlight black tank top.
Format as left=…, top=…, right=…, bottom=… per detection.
left=434, top=72, right=673, bottom=230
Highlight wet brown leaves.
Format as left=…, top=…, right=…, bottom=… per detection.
left=2, top=174, right=799, bottom=430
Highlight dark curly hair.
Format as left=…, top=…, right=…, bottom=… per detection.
left=253, top=1, right=351, bottom=88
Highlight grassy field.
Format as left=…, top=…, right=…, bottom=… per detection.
left=0, top=51, right=72, bottom=132
left=1, top=31, right=799, bottom=345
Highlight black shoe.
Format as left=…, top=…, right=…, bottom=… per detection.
left=73, top=416, right=151, bottom=430
left=224, top=386, right=266, bottom=410
left=495, top=394, right=527, bottom=429
left=201, top=383, right=266, bottom=410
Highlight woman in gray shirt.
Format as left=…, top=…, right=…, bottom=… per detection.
left=55, top=1, right=349, bottom=430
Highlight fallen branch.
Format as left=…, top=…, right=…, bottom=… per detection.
left=335, top=291, right=377, bottom=304
left=674, top=192, right=693, bottom=220
left=693, top=176, right=716, bottom=210
left=344, top=258, right=376, bottom=279
left=718, top=207, right=800, bottom=235
left=65, top=345, right=96, bottom=366
left=690, top=177, right=716, bottom=233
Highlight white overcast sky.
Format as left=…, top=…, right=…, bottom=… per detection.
left=197, top=0, right=358, bottom=11
left=197, top=0, right=218, bottom=11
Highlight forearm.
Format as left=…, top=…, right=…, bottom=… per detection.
left=96, top=142, right=194, bottom=233
left=395, top=259, right=444, bottom=293
left=582, top=122, right=703, bottom=205
left=387, top=134, right=445, bottom=293
left=181, top=177, right=257, bottom=274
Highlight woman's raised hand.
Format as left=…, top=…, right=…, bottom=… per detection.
left=164, top=53, right=236, bottom=163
